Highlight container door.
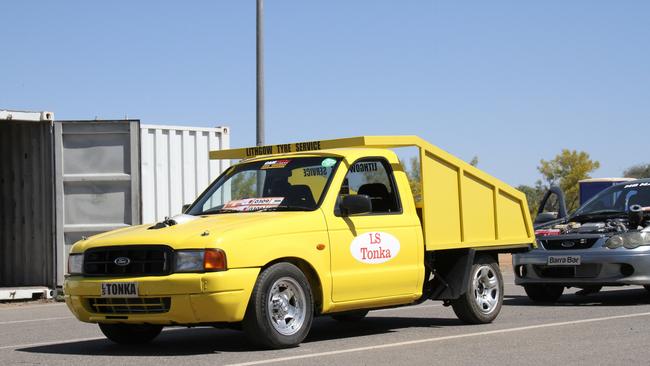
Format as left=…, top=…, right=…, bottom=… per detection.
left=0, top=119, right=56, bottom=287
left=325, top=158, right=420, bottom=302
left=54, top=120, right=140, bottom=286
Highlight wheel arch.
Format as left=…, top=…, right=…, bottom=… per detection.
left=261, top=257, right=325, bottom=315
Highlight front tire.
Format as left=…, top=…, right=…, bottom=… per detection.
left=524, top=284, right=564, bottom=303
left=98, top=324, right=163, bottom=344
left=243, top=263, right=314, bottom=349
left=451, top=255, right=503, bottom=324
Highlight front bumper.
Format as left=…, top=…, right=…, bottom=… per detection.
left=64, top=268, right=260, bottom=325
left=513, top=248, right=650, bottom=286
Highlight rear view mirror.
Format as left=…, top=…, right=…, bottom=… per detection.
left=339, top=195, right=372, bottom=216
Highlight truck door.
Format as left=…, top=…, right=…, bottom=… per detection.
left=326, top=158, right=420, bottom=302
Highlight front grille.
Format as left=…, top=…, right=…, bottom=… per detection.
left=87, top=297, right=171, bottom=314
left=540, top=237, right=600, bottom=250
left=84, top=246, right=172, bottom=276
left=533, top=264, right=601, bottom=278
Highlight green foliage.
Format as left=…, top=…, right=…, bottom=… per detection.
left=231, top=171, right=257, bottom=200
left=469, top=156, right=479, bottom=167
left=400, top=157, right=422, bottom=203
left=538, top=149, right=600, bottom=213
left=623, top=163, right=650, bottom=179
left=516, top=181, right=546, bottom=217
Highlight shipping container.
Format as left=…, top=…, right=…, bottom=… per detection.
left=140, top=124, right=230, bottom=223
left=54, top=120, right=141, bottom=286
left=0, top=111, right=55, bottom=288
left=0, top=111, right=230, bottom=289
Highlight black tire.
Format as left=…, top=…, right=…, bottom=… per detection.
left=644, top=285, right=650, bottom=293
left=98, top=324, right=163, bottom=345
left=331, top=310, right=369, bottom=322
left=243, top=263, right=314, bottom=349
left=524, top=284, right=564, bottom=303
left=451, top=255, right=504, bottom=324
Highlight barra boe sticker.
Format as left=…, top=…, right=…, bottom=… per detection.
left=261, top=159, right=291, bottom=169
left=223, top=197, right=284, bottom=211
left=350, top=232, right=400, bottom=264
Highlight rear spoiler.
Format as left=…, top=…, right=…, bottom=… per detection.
left=208, top=135, right=421, bottom=160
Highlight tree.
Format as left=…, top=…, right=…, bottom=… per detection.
left=623, top=163, right=650, bottom=179
left=538, top=149, right=600, bottom=213
left=516, top=181, right=546, bottom=218
left=400, top=157, right=422, bottom=203
left=469, top=156, right=479, bottom=167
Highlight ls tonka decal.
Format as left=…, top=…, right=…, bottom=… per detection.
left=350, top=232, right=400, bottom=264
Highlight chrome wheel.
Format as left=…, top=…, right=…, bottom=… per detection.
left=267, top=277, right=306, bottom=336
left=473, top=265, right=500, bottom=314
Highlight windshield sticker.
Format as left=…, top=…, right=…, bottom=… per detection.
left=350, top=162, right=378, bottom=173
left=223, top=197, right=284, bottom=211
left=350, top=232, right=400, bottom=264
left=321, top=158, right=337, bottom=168
left=261, top=159, right=291, bottom=170
left=303, top=167, right=328, bottom=177
left=624, top=182, right=650, bottom=188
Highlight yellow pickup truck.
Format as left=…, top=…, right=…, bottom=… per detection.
left=64, top=136, right=534, bottom=348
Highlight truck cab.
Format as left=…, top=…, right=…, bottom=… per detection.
left=64, top=136, right=534, bottom=348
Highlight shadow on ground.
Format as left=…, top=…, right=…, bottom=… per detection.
left=17, top=315, right=461, bottom=356
left=505, top=287, right=650, bottom=307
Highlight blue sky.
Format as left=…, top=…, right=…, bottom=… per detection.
left=2, top=1, right=648, bottom=186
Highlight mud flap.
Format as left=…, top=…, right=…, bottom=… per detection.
left=429, top=249, right=475, bottom=300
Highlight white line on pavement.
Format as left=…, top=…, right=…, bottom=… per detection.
left=0, top=316, right=74, bottom=325
left=225, top=311, right=650, bottom=366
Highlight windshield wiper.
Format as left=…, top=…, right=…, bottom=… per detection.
left=258, top=205, right=312, bottom=212
left=199, top=207, right=241, bottom=215
left=572, top=209, right=627, bottom=221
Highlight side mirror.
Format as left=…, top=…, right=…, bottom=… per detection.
left=182, top=204, right=191, bottom=213
left=534, top=212, right=558, bottom=225
left=339, top=195, right=372, bottom=216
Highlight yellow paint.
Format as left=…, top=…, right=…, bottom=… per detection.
left=65, top=136, right=533, bottom=327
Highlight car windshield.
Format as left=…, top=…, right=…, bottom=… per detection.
left=573, top=182, right=650, bottom=218
left=187, top=156, right=341, bottom=215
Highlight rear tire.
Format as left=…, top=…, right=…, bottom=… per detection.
left=331, top=310, right=369, bottom=322
left=243, top=263, right=314, bottom=349
left=98, top=324, right=163, bottom=344
left=451, top=255, right=503, bottom=324
left=524, top=284, right=564, bottom=303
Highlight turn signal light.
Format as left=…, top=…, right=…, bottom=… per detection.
left=204, top=248, right=227, bottom=271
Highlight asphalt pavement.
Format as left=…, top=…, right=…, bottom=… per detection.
left=2, top=273, right=650, bottom=366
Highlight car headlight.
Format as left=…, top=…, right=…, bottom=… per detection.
left=68, top=253, right=84, bottom=275
left=174, top=249, right=227, bottom=272
left=605, top=232, right=650, bottom=249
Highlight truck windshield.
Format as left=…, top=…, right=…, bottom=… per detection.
left=187, top=157, right=341, bottom=215
left=572, top=182, right=650, bottom=219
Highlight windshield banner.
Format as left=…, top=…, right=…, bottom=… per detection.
left=223, top=197, right=285, bottom=212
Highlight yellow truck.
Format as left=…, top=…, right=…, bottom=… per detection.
left=64, top=136, right=534, bottom=348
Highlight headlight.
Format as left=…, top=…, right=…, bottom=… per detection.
left=68, top=254, right=84, bottom=275
left=605, top=232, right=650, bottom=249
left=174, top=249, right=227, bottom=272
